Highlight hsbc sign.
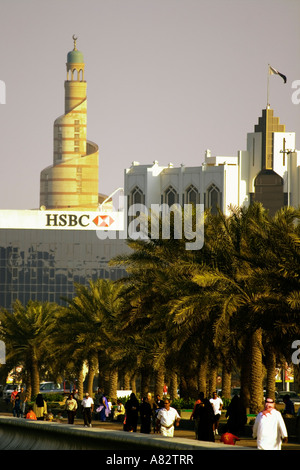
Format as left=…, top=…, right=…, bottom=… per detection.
left=46, top=213, right=121, bottom=229
left=0, top=210, right=124, bottom=231
left=0, top=201, right=205, bottom=250
left=46, top=213, right=90, bottom=227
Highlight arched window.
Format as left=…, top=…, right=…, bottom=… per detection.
left=163, top=186, right=178, bottom=207
left=128, top=186, right=146, bottom=236
left=206, top=184, right=221, bottom=214
left=129, top=186, right=145, bottom=206
left=185, top=185, right=199, bottom=206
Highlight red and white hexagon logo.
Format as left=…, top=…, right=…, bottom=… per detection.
left=92, top=215, right=115, bottom=227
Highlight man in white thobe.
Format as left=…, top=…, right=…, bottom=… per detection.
left=156, top=399, right=180, bottom=437
left=252, top=398, right=288, bottom=450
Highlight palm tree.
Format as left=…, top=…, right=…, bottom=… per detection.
left=200, top=203, right=300, bottom=411
left=164, top=204, right=264, bottom=411
left=113, top=264, right=165, bottom=396
left=58, top=279, right=124, bottom=400
left=111, top=201, right=300, bottom=411
left=0, top=300, right=59, bottom=397
left=112, top=204, right=208, bottom=393
left=248, top=206, right=300, bottom=398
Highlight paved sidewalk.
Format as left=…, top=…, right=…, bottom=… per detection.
left=75, top=417, right=300, bottom=450
left=1, top=412, right=300, bottom=450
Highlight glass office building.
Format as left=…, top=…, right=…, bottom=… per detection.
left=0, top=228, right=129, bottom=311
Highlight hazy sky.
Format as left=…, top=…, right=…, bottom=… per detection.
left=0, top=0, right=299, bottom=210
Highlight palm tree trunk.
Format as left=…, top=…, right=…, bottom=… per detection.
left=27, top=384, right=32, bottom=401
left=240, top=349, right=251, bottom=413
left=109, top=369, right=118, bottom=403
left=23, top=362, right=32, bottom=400
left=198, top=360, right=207, bottom=396
left=140, top=367, right=151, bottom=397
left=86, top=369, right=95, bottom=396
left=103, top=370, right=111, bottom=396
left=207, top=366, right=217, bottom=397
left=249, top=329, right=264, bottom=414
left=123, top=372, right=131, bottom=390
left=77, top=363, right=84, bottom=400
left=31, top=350, right=40, bottom=396
left=86, top=354, right=97, bottom=396
left=179, top=375, right=188, bottom=398
left=130, top=373, right=137, bottom=395
left=154, top=368, right=165, bottom=397
left=97, top=351, right=109, bottom=392
left=169, top=371, right=178, bottom=400
left=222, top=362, right=232, bottom=399
left=265, top=346, right=276, bottom=401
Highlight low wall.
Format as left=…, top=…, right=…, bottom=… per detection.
left=284, top=417, right=300, bottom=442
left=0, top=416, right=253, bottom=451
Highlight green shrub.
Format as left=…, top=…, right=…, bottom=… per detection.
left=222, top=397, right=231, bottom=410
left=31, top=393, right=65, bottom=403
left=116, top=395, right=131, bottom=405
left=170, top=397, right=195, bottom=410
left=170, top=396, right=232, bottom=411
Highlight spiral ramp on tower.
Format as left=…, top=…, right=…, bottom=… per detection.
left=40, top=36, right=99, bottom=211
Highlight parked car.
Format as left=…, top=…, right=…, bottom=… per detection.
left=276, top=391, right=300, bottom=405
left=3, top=384, right=21, bottom=400
left=39, top=382, right=65, bottom=394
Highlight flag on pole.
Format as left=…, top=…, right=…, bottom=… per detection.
left=269, top=65, right=287, bottom=83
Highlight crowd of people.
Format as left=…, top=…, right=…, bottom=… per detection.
left=6, top=385, right=297, bottom=449
left=189, top=390, right=292, bottom=450
left=120, top=393, right=181, bottom=437
left=8, top=386, right=181, bottom=437
left=94, top=390, right=181, bottom=437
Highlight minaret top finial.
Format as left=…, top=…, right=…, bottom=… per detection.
left=72, top=35, right=78, bottom=51
left=67, top=35, right=84, bottom=65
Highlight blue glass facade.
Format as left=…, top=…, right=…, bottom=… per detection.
left=0, top=229, right=129, bottom=311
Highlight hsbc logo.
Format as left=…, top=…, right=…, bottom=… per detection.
left=45, top=213, right=115, bottom=228
left=93, top=215, right=115, bottom=227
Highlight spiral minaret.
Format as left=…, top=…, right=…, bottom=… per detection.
left=40, top=36, right=99, bottom=210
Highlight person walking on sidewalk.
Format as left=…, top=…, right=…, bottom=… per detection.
left=33, top=393, right=47, bottom=421
left=19, top=387, right=28, bottom=418
left=65, top=393, right=78, bottom=424
left=156, top=399, right=180, bottom=437
left=252, top=398, right=288, bottom=450
left=81, top=392, right=94, bottom=427
left=209, top=391, right=223, bottom=435
left=225, top=394, right=247, bottom=436
left=193, top=394, right=215, bottom=442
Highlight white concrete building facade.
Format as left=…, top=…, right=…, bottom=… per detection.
left=124, top=108, right=300, bottom=217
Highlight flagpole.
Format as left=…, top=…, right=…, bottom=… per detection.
left=267, top=64, right=270, bottom=108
